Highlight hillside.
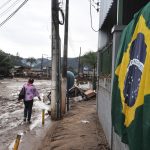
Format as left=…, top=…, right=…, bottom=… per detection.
left=34, top=57, right=79, bottom=70
left=0, top=50, right=79, bottom=75
left=33, top=57, right=79, bottom=74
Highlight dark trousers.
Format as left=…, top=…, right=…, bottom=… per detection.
left=24, top=100, right=33, bottom=121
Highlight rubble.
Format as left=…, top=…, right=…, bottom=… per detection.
left=67, top=85, right=96, bottom=100
left=84, top=89, right=96, bottom=99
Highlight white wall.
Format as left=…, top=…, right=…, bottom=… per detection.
left=97, top=78, right=112, bottom=145
left=98, top=31, right=109, bottom=50
left=97, top=78, right=129, bottom=150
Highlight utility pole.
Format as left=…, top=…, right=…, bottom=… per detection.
left=41, top=54, right=43, bottom=71
left=51, top=0, right=61, bottom=120
left=61, top=0, right=69, bottom=114
left=78, top=47, right=81, bottom=77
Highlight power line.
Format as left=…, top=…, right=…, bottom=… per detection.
left=0, top=0, right=13, bottom=10
left=58, top=0, right=64, bottom=9
left=58, top=7, right=64, bottom=25
left=68, top=25, right=78, bottom=57
left=0, top=0, right=29, bottom=28
left=92, top=0, right=100, bottom=7
left=0, top=0, right=22, bottom=18
left=89, top=0, right=100, bottom=32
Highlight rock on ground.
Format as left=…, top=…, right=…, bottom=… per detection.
left=38, top=98, right=110, bottom=150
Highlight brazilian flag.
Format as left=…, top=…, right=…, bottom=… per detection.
left=112, top=2, right=150, bottom=150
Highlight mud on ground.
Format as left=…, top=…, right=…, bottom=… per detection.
left=38, top=98, right=110, bottom=150
left=0, top=78, right=51, bottom=150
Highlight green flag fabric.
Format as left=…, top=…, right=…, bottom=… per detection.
left=112, top=2, right=150, bottom=150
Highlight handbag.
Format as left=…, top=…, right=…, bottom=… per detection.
left=18, top=87, right=26, bottom=100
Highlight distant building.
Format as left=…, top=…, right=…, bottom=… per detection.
left=29, top=67, right=51, bottom=79
left=11, top=66, right=31, bottom=77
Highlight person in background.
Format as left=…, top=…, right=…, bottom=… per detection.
left=20, top=78, right=41, bottom=124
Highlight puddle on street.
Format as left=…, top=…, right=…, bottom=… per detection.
left=0, top=78, right=52, bottom=150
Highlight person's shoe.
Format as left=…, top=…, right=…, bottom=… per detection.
left=23, top=118, right=26, bottom=122
left=27, top=120, right=32, bottom=124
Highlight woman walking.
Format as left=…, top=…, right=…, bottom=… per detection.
left=19, top=78, right=41, bottom=124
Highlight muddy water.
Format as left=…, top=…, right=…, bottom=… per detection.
left=0, top=78, right=51, bottom=150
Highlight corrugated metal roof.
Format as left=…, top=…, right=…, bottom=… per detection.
left=99, top=0, right=114, bottom=28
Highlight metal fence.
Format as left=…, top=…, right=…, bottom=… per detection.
left=98, top=43, right=112, bottom=76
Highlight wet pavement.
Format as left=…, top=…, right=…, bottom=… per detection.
left=0, top=78, right=52, bottom=150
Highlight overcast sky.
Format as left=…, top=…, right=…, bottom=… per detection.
left=0, top=0, right=99, bottom=58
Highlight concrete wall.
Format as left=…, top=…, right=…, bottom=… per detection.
left=97, top=78, right=129, bottom=150
left=97, top=78, right=111, bottom=145
left=98, top=31, right=109, bottom=50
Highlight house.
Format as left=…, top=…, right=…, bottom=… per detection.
left=29, top=68, right=43, bottom=79
left=97, top=0, right=149, bottom=150
left=29, top=67, right=51, bottom=79
left=42, top=66, right=51, bottom=78
left=11, top=66, right=31, bottom=77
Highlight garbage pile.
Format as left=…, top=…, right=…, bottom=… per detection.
left=67, top=85, right=96, bottom=100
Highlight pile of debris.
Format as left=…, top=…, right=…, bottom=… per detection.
left=46, top=82, right=96, bottom=103
left=67, top=85, right=96, bottom=100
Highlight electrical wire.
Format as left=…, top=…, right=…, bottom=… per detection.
left=90, top=0, right=99, bottom=11
left=89, top=0, right=100, bottom=32
left=0, top=0, right=13, bottom=10
left=68, top=26, right=77, bottom=57
left=58, top=0, right=64, bottom=8
left=92, top=0, right=99, bottom=6
left=58, top=7, right=64, bottom=25
left=0, top=0, right=22, bottom=18
left=0, top=0, right=29, bottom=28
left=52, top=3, right=64, bottom=25
left=91, top=3, right=97, bottom=10
left=58, top=1, right=65, bottom=25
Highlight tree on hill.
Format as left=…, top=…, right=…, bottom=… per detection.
left=81, top=51, right=97, bottom=73
left=0, top=50, right=12, bottom=76
left=26, top=57, right=37, bottom=67
left=81, top=51, right=97, bottom=90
